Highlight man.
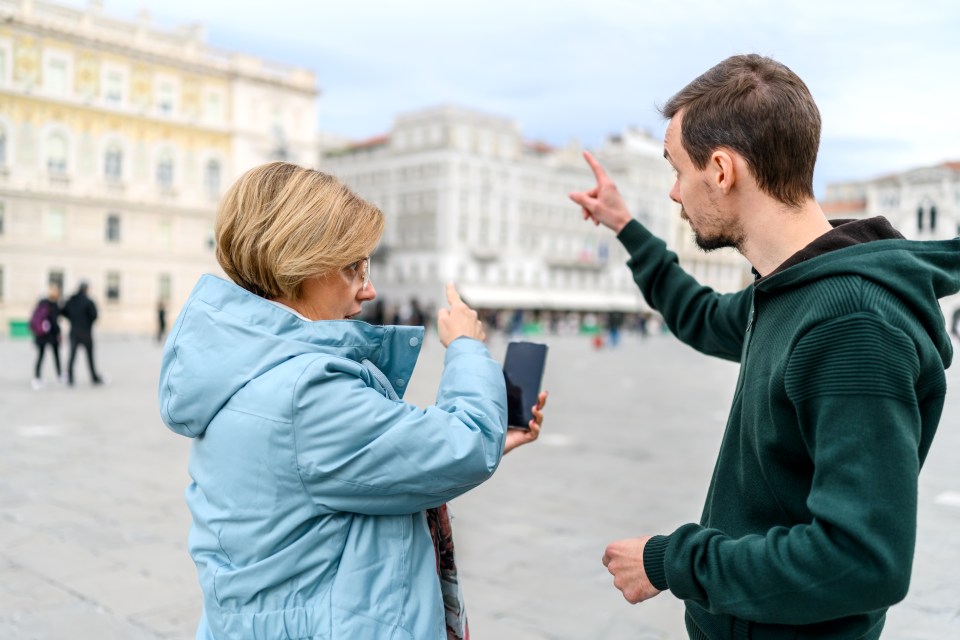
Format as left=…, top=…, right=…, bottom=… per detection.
left=62, top=281, right=104, bottom=385
left=570, top=54, right=959, bottom=640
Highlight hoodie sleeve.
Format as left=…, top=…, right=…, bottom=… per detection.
left=291, top=337, right=508, bottom=516
left=618, top=219, right=751, bottom=362
left=645, top=312, right=922, bottom=624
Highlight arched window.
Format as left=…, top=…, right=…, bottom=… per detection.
left=917, top=200, right=939, bottom=232
left=156, top=151, right=174, bottom=189
left=204, top=159, right=221, bottom=197
left=47, top=133, right=68, bottom=175
left=104, top=144, right=123, bottom=181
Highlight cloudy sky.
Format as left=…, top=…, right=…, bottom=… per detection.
left=64, top=0, right=960, bottom=196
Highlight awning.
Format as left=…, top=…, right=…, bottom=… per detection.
left=457, top=284, right=646, bottom=312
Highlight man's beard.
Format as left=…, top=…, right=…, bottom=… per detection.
left=693, top=230, right=740, bottom=252
left=682, top=207, right=744, bottom=252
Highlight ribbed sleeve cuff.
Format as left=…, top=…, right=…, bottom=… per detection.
left=643, top=534, right=671, bottom=591
left=616, top=218, right=653, bottom=250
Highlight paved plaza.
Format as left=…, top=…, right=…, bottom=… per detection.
left=1, top=329, right=958, bottom=639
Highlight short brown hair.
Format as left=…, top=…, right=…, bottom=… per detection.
left=660, top=54, right=820, bottom=207
left=215, top=162, right=383, bottom=300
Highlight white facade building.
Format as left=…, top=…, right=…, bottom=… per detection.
left=822, top=160, right=960, bottom=326
left=321, top=105, right=749, bottom=319
left=0, top=0, right=317, bottom=335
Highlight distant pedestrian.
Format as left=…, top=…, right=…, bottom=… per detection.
left=156, top=300, right=167, bottom=343
left=370, top=299, right=386, bottom=325
left=607, top=311, right=624, bottom=347
left=29, top=284, right=64, bottom=390
left=636, top=312, right=650, bottom=338
left=408, top=297, right=426, bottom=326
left=62, top=282, right=104, bottom=386
left=508, top=308, right=524, bottom=338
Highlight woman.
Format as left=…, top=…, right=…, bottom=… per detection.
left=30, top=284, right=63, bottom=390
left=159, top=162, right=546, bottom=639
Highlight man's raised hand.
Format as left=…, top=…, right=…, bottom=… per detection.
left=569, top=151, right=633, bottom=234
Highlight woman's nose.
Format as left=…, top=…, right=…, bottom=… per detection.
left=359, top=282, right=377, bottom=301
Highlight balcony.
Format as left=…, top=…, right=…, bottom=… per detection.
left=47, top=172, right=71, bottom=190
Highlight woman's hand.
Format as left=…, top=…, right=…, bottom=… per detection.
left=437, top=283, right=485, bottom=347
left=504, top=391, right=548, bottom=455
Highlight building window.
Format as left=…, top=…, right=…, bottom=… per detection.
left=105, top=71, right=124, bottom=105
left=157, top=153, right=174, bottom=189
left=48, top=270, right=64, bottom=293
left=0, top=201, right=5, bottom=235
left=917, top=203, right=938, bottom=232
left=204, top=159, right=220, bottom=197
left=105, top=213, right=121, bottom=243
left=46, top=58, right=68, bottom=96
left=106, top=271, right=121, bottom=301
left=159, top=273, right=171, bottom=301
left=0, top=265, right=4, bottom=301
left=104, top=144, right=123, bottom=181
left=45, top=208, right=65, bottom=240
left=157, top=81, right=175, bottom=115
left=158, top=217, right=172, bottom=248
left=205, top=92, right=223, bottom=122
left=47, top=133, right=68, bottom=175
left=0, top=127, right=7, bottom=165
left=0, top=48, right=6, bottom=86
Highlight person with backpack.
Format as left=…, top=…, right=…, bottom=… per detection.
left=62, top=281, right=104, bottom=386
left=30, top=284, right=64, bottom=390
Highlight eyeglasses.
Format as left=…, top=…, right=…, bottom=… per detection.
left=343, top=257, right=371, bottom=290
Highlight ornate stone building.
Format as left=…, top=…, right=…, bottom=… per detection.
left=0, top=0, right=317, bottom=335
left=321, top=105, right=750, bottom=320
left=822, top=161, right=960, bottom=326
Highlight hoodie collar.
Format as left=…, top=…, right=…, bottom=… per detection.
left=756, top=216, right=905, bottom=284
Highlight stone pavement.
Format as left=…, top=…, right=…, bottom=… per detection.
left=1, top=331, right=958, bottom=639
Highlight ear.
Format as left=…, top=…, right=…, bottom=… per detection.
left=710, top=149, right=736, bottom=194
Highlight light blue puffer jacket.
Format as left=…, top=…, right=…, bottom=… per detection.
left=158, top=275, right=508, bottom=639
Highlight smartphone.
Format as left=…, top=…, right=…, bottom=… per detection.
left=502, top=341, right=548, bottom=428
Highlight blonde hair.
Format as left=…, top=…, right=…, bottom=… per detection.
left=215, top=162, right=383, bottom=300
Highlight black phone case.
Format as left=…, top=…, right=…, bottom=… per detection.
left=502, top=341, right=548, bottom=428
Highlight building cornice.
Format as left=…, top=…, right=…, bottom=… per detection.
left=0, top=1, right=317, bottom=95
left=0, top=185, right=216, bottom=217
left=0, top=86, right=234, bottom=136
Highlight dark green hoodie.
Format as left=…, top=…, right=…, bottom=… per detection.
left=617, top=216, right=959, bottom=640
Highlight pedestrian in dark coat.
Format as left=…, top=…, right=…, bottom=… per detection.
left=62, top=282, right=103, bottom=385
left=30, top=285, right=63, bottom=390
left=156, top=300, right=167, bottom=343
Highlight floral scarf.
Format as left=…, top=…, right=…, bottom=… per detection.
left=426, top=504, right=468, bottom=640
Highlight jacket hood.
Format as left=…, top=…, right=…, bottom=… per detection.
left=159, top=275, right=424, bottom=438
left=756, top=229, right=960, bottom=368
